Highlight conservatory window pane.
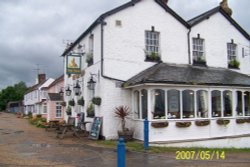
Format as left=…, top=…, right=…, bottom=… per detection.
left=141, top=89, right=148, bottom=119
left=236, top=91, right=243, bottom=116
left=134, top=91, right=140, bottom=119
left=212, top=90, right=221, bottom=117
left=152, top=89, right=165, bottom=119
left=196, top=90, right=208, bottom=118
left=223, top=91, right=232, bottom=117
left=244, top=91, right=250, bottom=116
left=167, top=89, right=180, bottom=119
left=182, top=90, right=195, bottom=118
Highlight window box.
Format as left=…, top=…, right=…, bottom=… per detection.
left=145, top=52, right=161, bottom=62
left=151, top=121, right=168, bottom=128
left=175, top=121, right=191, bottom=128
left=246, top=118, right=250, bottom=123
left=216, top=119, right=230, bottom=125
left=228, top=59, right=240, bottom=69
left=193, top=59, right=207, bottom=66
left=236, top=118, right=246, bottom=124
left=195, top=120, right=210, bottom=126
left=92, top=97, right=102, bottom=106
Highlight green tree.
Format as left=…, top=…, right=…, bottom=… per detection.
left=0, top=81, right=27, bottom=111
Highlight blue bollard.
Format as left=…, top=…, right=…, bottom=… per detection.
left=144, top=118, right=149, bottom=150
left=117, top=138, right=126, bottom=167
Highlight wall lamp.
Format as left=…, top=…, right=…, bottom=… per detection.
left=73, top=80, right=81, bottom=96
left=87, top=74, right=97, bottom=90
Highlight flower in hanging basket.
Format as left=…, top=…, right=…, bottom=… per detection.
left=66, top=106, right=72, bottom=116
left=87, top=103, right=95, bottom=118
left=61, top=101, right=66, bottom=107
left=92, top=97, right=102, bottom=105
left=69, top=99, right=75, bottom=106
left=216, top=119, right=230, bottom=125
left=175, top=121, right=191, bottom=128
left=151, top=121, right=169, bottom=128
left=77, top=97, right=85, bottom=106
left=195, top=120, right=210, bottom=126
left=236, top=119, right=246, bottom=124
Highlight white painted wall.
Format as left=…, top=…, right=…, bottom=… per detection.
left=190, top=12, right=250, bottom=75
left=103, top=0, right=189, bottom=81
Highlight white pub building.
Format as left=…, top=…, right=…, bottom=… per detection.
left=61, top=0, right=250, bottom=148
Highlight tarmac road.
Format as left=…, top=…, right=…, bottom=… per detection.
left=0, top=112, right=250, bottom=167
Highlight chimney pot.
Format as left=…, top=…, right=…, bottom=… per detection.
left=38, top=74, right=46, bottom=84
left=162, top=0, right=168, bottom=5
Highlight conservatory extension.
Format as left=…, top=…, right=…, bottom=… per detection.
left=124, top=63, right=250, bottom=143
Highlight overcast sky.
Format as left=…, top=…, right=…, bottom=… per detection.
left=0, top=0, right=249, bottom=90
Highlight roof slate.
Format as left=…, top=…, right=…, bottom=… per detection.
left=125, top=63, right=250, bottom=87
left=48, top=93, right=63, bottom=101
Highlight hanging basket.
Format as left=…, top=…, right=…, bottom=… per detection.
left=77, top=97, right=85, bottom=106
left=236, top=119, right=246, bottom=124
left=92, top=97, right=102, bottom=106
left=69, top=99, right=75, bottom=106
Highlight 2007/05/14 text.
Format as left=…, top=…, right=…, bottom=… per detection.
left=176, top=150, right=225, bottom=160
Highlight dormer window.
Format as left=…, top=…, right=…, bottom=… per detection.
left=145, top=29, right=161, bottom=62
left=227, top=41, right=240, bottom=69
left=192, top=36, right=206, bottom=66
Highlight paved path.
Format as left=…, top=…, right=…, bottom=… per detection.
left=0, top=112, right=250, bottom=167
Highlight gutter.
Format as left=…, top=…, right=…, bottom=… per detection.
left=100, top=19, right=125, bottom=82
left=187, top=28, right=192, bottom=64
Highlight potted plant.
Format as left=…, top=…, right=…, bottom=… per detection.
left=236, top=118, right=246, bottom=124
left=86, top=53, right=93, bottom=66
left=66, top=106, right=72, bottom=116
left=145, top=52, right=161, bottom=62
left=216, top=119, right=230, bottom=125
left=176, top=121, right=192, bottom=128
left=195, top=120, right=210, bottom=126
left=193, top=56, right=207, bottom=66
left=77, top=97, right=85, bottom=106
left=114, top=106, right=133, bottom=141
left=228, top=59, right=240, bottom=69
left=69, top=99, right=75, bottom=106
left=61, top=101, right=66, bottom=107
left=151, top=121, right=169, bottom=128
left=87, top=103, right=95, bottom=118
left=92, top=97, right=102, bottom=105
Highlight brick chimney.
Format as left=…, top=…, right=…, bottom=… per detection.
left=162, top=0, right=168, bottom=5
left=38, top=74, right=46, bottom=84
left=220, top=0, right=232, bottom=16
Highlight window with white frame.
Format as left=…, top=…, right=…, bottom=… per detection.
left=145, top=30, right=160, bottom=55
left=43, top=103, right=47, bottom=114
left=141, top=89, right=148, bottom=119
left=236, top=91, right=243, bottom=116
left=212, top=90, right=221, bottom=117
left=244, top=91, right=250, bottom=116
left=227, top=43, right=237, bottom=61
left=152, top=89, right=165, bottom=119
left=182, top=90, right=195, bottom=118
left=56, top=102, right=62, bottom=118
left=196, top=90, right=208, bottom=118
left=167, top=89, right=180, bottom=119
left=133, top=91, right=140, bottom=119
left=223, top=90, right=232, bottom=117
left=192, top=37, right=205, bottom=62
